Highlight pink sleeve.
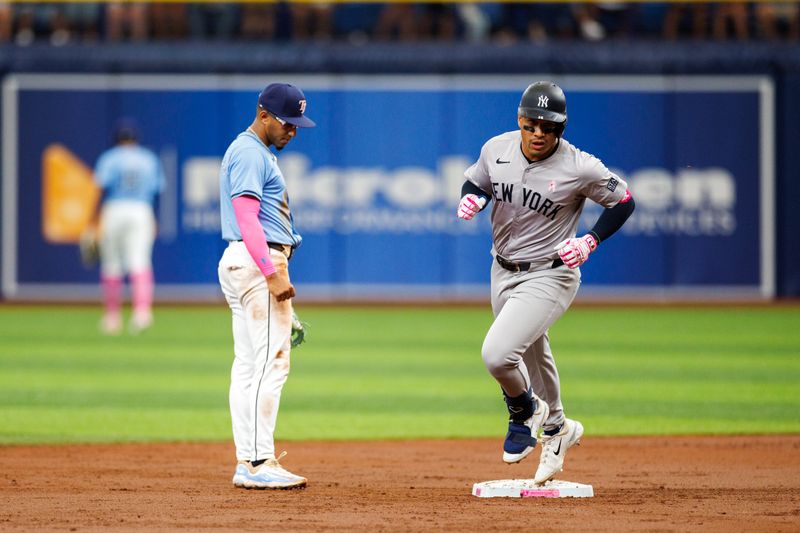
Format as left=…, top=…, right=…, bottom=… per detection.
left=232, top=195, right=276, bottom=277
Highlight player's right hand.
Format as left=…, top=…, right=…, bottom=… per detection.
left=78, top=227, right=100, bottom=268
left=266, top=269, right=295, bottom=301
left=458, top=194, right=487, bottom=220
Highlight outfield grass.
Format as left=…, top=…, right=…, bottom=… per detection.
left=0, top=305, right=798, bottom=444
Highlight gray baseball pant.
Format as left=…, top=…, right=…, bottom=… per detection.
left=482, top=259, right=580, bottom=431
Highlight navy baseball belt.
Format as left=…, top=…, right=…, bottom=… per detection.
left=495, top=254, right=564, bottom=272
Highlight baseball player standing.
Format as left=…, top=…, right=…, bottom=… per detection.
left=218, top=83, right=315, bottom=489
left=93, top=119, right=165, bottom=335
left=458, top=81, right=635, bottom=484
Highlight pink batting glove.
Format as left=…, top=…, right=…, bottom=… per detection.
left=555, top=234, right=598, bottom=269
left=457, top=194, right=487, bottom=220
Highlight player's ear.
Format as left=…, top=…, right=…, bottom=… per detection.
left=517, top=115, right=525, bottom=129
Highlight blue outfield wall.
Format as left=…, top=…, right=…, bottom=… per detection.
left=776, top=73, right=800, bottom=297
left=1, top=74, right=776, bottom=301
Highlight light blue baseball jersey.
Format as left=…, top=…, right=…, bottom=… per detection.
left=94, top=145, right=165, bottom=204
left=219, top=129, right=302, bottom=247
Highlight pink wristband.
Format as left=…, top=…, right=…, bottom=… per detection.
left=232, top=195, right=276, bottom=277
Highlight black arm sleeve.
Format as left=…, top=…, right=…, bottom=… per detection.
left=589, top=195, right=635, bottom=244
left=461, top=180, right=492, bottom=206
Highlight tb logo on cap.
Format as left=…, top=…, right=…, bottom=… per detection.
left=258, top=83, right=316, bottom=128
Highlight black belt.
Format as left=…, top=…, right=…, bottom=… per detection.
left=232, top=240, right=294, bottom=260
left=496, top=255, right=564, bottom=272
left=268, top=242, right=294, bottom=260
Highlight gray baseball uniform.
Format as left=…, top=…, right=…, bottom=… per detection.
left=465, top=131, right=627, bottom=430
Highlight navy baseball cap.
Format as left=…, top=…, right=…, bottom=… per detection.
left=258, top=83, right=316, bottom=128
left=113, top=117, right=139, bottom=142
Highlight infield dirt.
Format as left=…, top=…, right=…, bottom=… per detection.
left=2, top=435, right=798, bottom=531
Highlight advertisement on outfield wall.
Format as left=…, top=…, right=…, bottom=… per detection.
left=1, top=75, right=774, bottom=301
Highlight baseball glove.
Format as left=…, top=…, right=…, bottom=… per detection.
left=291, top=310, right=308, bottom=348
left=79, top=228, right=100, bottom=268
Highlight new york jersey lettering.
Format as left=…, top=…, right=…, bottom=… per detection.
left=491, top=182, right=515, bottom=203
left=501, top=183, right=514, bottom=202
left=522, top=187, right=564, bottom=220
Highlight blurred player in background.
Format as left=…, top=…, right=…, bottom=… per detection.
left=92, top=119, right=165, bottom=335
left=457, top=81, right=635, bottom=484
left=218, top=83, right=315, bottom=490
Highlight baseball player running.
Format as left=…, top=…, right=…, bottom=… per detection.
left=218, top=83, right=315, bottom=489
left=458, top=81, right=635, bottom=484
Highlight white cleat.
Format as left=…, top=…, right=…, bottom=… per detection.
left=534, top=418, right=584, bottom=484
left=232, top=452, right=307, bottom=490
left=100, top=314, right=122, bottom=335
left=232, top=461, right=250, bottom=488
left=502, top=398, right=550, bottom=464
left=129, top=311, right=153, bottom=334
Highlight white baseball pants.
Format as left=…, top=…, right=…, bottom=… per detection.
left=99, top=200, right=156, bottom=277
left=218, top=241, right=293, bottom=462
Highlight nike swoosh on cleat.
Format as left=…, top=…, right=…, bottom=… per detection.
left=553, top=439, right=563, bottom=456
left=496, top=158, right=511, bottom=164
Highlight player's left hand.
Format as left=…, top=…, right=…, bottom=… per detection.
left=555, top=234, right=598, bottom=269
left=291, top=311, right=307, bottom=348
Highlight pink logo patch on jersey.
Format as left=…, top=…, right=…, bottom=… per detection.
left=548, top=180, right=556, bottom=192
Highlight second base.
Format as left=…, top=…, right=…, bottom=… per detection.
left=472, top=479, right=594, bottom=498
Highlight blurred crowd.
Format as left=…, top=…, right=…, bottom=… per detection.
left=0, top=2, right=797, bottom=46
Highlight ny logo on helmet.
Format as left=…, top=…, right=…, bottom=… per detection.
left=299, top=99, right=307, bottom=114
left=538, top=95, right=549, bottom=108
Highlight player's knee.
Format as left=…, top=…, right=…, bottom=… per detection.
left=481, top=342, right=514, bottom=377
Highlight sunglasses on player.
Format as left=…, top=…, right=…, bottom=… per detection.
left=265, top=110, right=296, bottom=129
left=522, top=120, right=559, bottom=135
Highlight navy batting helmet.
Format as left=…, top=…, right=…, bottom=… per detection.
left=518, top=81, right=567, bottom=135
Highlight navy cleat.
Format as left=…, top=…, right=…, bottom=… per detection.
left=502, top=392, right=550, bottom=464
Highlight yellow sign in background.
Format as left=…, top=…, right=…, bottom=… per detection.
left=41, top=144, right=99, bottom=244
